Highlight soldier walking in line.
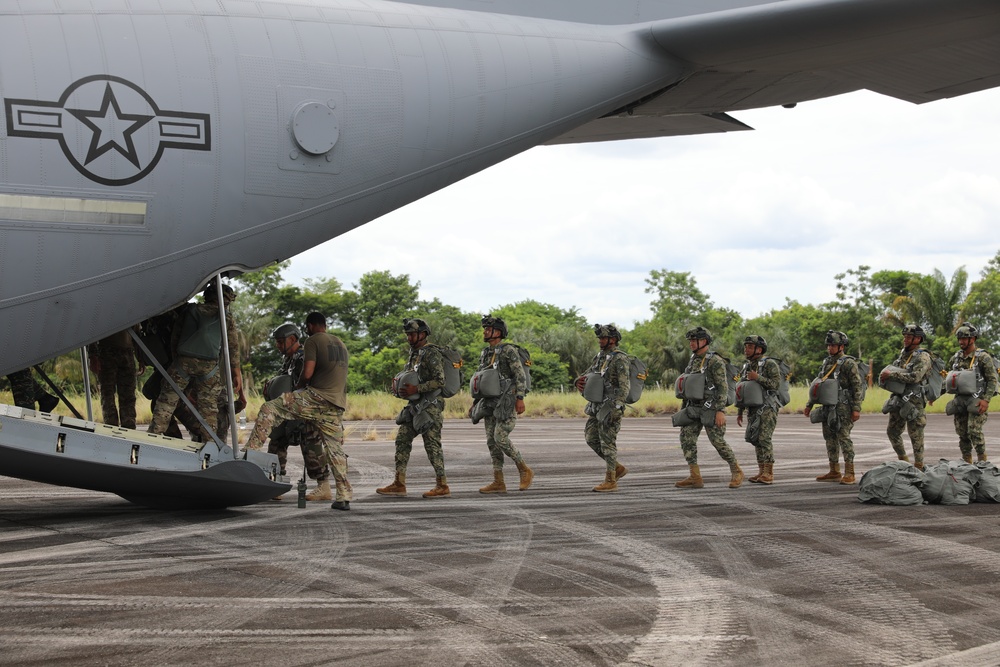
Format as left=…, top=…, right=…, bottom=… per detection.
left=5, top=368, right=59, bottom=412
left=378, top=318, right=451, bottom=498
left=736, top=335, right=781, bottom=484
left=575, top=324, right=629, bottom=492
left=804, top=331, right=863, bottom=484
left=469, top=315, right=533, bottom=494
left=674, top=326, right=744, bottom=489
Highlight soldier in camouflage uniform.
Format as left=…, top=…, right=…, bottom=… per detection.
left=5, top=368, right=58, bottom=412
left=947, top=323, right=998, bottom=464
left=470, top=315, right=533, bottom=494
left=803, top=330, right=863, bottom=484
left=736, top=335, right=782, bottom=484
left=377, top=318, right=451, bottom=498
left=87, top=329, right=142, bottom=429
left=246, top=312, right=353, bottom=510
left=262, top=323, right=328, bottom=485
left=674, top=326, right=744, bottom=489
left=575, top=324, right=629, bottom=492
left=148, top=283, right=242, bottom=441
left=880, top=324, right=933, bottom=470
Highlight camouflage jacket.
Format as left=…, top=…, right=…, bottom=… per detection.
left=279, top=344, right=305, bottom=385
left=808, top=352, right=863, bottom=412
left=477, top=343, right=527, bottom=397
left=949, top=348, right=999, bottom=398
left=683, top=349, right=728, bottom=412
left=585, top=348, right=629, bottom=407
left=404, top=344, right=446, bottom=395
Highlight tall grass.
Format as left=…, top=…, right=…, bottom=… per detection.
left=6, top=385, right=992, bottom=423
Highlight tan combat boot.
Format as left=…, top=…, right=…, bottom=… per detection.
left=675, top=464, right=704, bottom=488
left=376, top=472, right=407, bottom=496
left=728, top=461, right=744, bottom=488
left=422, top=475, right=451, bottom=498
left=816, top=461, right=842, bottom=482
left=615, top=463, right=628, bottom=480
left=479, top=470, right=507, bottom=494
left=978, top=451, right=989, bottom=463
left=839, top=461, right=857, bottom=484
left=305, top=479, right=332, bottom=501
left=897, top=454, right=910, bottom=462
left=757, top=463, right=774, bottom=485
left=515, top=460, right=534, bottom=490
left=748, top=464, right=764, bottom=484
left=962, top=453, right=973, bottom=464
left=914, top=459, right=924, bottom=472
left=593, top=470, right=618, bottom=493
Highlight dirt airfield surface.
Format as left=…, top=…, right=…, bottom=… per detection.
left=2, top=413, right=1000, bottom=667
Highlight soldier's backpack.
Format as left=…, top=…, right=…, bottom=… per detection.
left=615, top=351, right=648, bottom=404
left=425, top=344, right=463, bottom=398
left=175, top=304, right=221, bottom=360
left=501, top=343, right=532, bottom=394
left=708, top=352, right=739, bottom=407
left=835, top=355, right=869, bottom=401
left=922, top=350, right=947, bottom=402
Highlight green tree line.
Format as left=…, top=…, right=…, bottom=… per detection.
left=6, top=250, right=1000, bottom=397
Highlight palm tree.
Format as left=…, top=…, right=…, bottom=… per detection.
left=886, top=267, right=968, bottom=338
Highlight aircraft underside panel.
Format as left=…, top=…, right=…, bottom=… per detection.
left=0, top=406, right=290, bottom=509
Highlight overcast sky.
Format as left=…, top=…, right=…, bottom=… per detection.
left=285, top=87, right=1000, bottom=329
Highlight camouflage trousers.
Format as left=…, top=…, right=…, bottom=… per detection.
left=395, top=403, right=446, bottom=478
left=820, top=404, right=855, bottom=463
left=887, top=407, right=926, bottom=463
left=680, top=414, right=736, bottom=466
left=268, top=420, right=328, bottom=480
left=953, top=411, right=989, bottom=460
left=483, top=414, right=524, bottom=471
left=584, top=411, right=622, bottom=473
left=148, top=357, right=222, bottom=440
left=96, top=347, right=137, bottom=429
left=745, top=406, right=777, bottom=464
left=7, top=369, right=39, bottom=409
left=247, top=388, right=351, bottom=501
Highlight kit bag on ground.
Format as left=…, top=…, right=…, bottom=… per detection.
left=974, top=462, right=1000, bottom=503
left=922, top=459, right=982, bottom=505
left=857, top=461, right=926, bottom=506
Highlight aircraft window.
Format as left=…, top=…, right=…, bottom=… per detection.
left=0, top=194, right=146, bottom=227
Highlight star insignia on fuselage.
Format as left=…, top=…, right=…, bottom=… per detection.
left=67, top=83, right=153, bottom=169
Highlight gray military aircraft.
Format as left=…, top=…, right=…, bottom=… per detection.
left=1, top=0, right=998, bottom=506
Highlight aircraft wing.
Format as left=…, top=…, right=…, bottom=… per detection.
left=542, top=0, right=1000, bottom=144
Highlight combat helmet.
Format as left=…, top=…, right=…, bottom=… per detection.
left=743, top=334, right=768, bottom=352
left=825, top=330, right=849, bottom=346
left=272, top=322, right=301, bottom=340
left=901, top=324, right=925, bottom=340
left=203, top=282, right=236, bottom=304
left=481, top=314, right=508, bottom=338
left=685, top=326, right=712, bottom=343
left=403, top=318, right=431, bottom=336
left=593, top=323, right=622, bottom=341
left=955, top=322, right=980, bottom=339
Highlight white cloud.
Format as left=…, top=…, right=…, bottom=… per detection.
left=286, top=87, right=1000, bottom=328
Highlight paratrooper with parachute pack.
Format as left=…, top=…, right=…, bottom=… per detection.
left=469, top=314, right=533, bottom=494
left=879, top=324, right=933, bottom=470
left=804, top=330, right=863, bottom=484
left=378, top=318, right=451, bottom=499
left=945, top=323, right=997, bottom=464
left=672, top=326, right=744, bottom=489
left=575, top=324, right=630, bottom=492
left=735, top=335, right=782, bottom=484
